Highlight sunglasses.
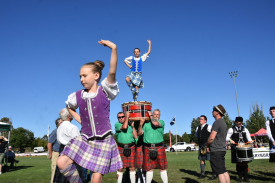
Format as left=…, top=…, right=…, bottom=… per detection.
left=118, top=116, right=125, bottom=119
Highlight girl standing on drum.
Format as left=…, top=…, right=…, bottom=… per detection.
left=57, top=40, right=123, bottom=183
left=124, top=40, right=151, bottom=101
left=226, top=117, right=253, bottom=182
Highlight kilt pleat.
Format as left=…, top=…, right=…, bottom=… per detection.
left=135, top=146, right=143, bottom=169
left=60, top=135, right=123, bottom=174
left=143, top=146, right=168, bottom=171
left=127, top=72, right=144, bottom=88
left=118, top=145, right=135, bottom=168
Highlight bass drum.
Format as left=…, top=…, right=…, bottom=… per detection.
left=122, top=101, right=152, bottom=121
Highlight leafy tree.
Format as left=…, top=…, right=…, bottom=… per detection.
left=190, top=117, right=200, bottom=143
left=163, top=133, right=170, bottom=146
left=245, top=104, right=269, bottom=134
left=182, top=132, right=190, bottom=143
left=10, top=127, right=35, bottom=151
left=34, top=134, right=48, bottom=150
left=223, top=113, right=234, bottom=129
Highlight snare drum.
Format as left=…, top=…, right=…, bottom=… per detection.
left=236, top=145, right=254, bottom=162
left=122, top=101, right=152, bottom=121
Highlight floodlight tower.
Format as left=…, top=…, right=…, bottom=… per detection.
left=229, top=71, right=240, bottom=116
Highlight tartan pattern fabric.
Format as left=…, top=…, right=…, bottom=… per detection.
left=60, top=135, right=123, bottom=175
left=143, top=146, right=168, bottom=171
left=127, top=72, right=144, bottom=89
left=60, top=164, right=82, bottom=183
left=118, top=145, right=136, bottom=168
left=135, top=146, right=143, bottom=169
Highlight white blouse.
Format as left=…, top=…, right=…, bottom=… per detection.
left=124, top=53, right=149, bottom=64
left=66, top=77, right=119, bottom=110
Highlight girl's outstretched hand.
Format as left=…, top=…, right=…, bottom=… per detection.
left=98, top=40, right=117, bottom=49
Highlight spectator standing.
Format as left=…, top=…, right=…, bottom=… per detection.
left=206, top=104, right=230, bottom=183
left=48, top=118, right=63, bottom=183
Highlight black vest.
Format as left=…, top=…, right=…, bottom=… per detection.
left=269, top=119, right=275, bottom=149
left=231, top=125, right=248, bottom=143
left=270, top=119, right=275, bottom=140
left=197, top=124, right=211, bottom=146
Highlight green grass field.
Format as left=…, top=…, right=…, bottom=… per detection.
left=0, top=151, right=274, bottom=183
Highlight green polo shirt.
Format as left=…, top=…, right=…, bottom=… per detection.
left=143, top=120, right=165, bottom=144
left=115, top=122, right=135, bottom=144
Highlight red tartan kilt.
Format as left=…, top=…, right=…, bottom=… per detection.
left=135, top=146, right=143, bottom=169
left=143, top=146, right=168, bottom=171
left=118, top=145, right=136, bottom=168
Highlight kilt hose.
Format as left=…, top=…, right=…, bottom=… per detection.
left=143, top=146, right=168, bottom=171
left=118, top=145, right=136, bottom=168
left=135, top=146, right=143, bottom=169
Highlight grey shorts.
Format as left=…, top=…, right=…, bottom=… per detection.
left=0, top=153, right=4, bottom=163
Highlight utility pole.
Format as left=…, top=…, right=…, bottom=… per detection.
left=229, top=71, right=240, bottom=116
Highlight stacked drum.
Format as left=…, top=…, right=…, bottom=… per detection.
left=122, top=101, right=152, bottom=121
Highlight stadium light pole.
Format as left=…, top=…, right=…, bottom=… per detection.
left=229, top=71, right=240, bottom=116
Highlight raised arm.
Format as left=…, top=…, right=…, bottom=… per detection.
left=145, top=40, right=151, bottom=56
left=138, top=118, right=145, bottom=136
left=131, top=121, right=138, bottom=139
left=98, top=40, right=117, bottom=84
left=121, top=112, right=130, bottom=130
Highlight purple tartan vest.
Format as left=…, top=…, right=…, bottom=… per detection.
left=76, top=87, right=112, bottom=138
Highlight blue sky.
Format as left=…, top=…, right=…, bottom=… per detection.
left=0, top=0, right=274, bottom=138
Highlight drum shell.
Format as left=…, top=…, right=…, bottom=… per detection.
left=122, top=101, right=152, bottom=121
left=236, top=146, right=254, bottom=162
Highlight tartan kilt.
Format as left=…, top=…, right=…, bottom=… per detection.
left=60, top=135, right=123, bottom=174
left=127, top=72, right=144, bottom=88
left=135, top=146, right=143, bottom=169
left=143, top=146, right=168, bottom=171
left=118, top=145, right=136, bottom=168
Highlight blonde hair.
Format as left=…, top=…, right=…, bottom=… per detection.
left=82, top=60, right=105, bottom=82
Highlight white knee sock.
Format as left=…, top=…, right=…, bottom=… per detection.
left=160, top=170, right=168, bottom=183
left=117, top=171, right=123, bottom=183
left=146, top=171, right=153, bottom=183
left=130, top=171, right=136, bottom=183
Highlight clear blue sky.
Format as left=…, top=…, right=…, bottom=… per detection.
left=0, top=0, right=274, bottom=138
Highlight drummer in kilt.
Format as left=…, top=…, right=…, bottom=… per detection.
left=195, top=115, right=212, bottom=179
left=115, top=111, right=137, bottom=183
left=137, top=109, right=168, bottom=183
left=226, top=117, right=253, bottom=182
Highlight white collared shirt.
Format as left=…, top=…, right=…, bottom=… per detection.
left=66, top=77, right=119, bottom=110
left=266, top=118, right=275, bottom=143
left=57, top=121, right=80, bottom=145
left=226, top=126, right=252, bottom=142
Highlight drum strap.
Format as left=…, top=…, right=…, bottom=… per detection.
left=141, top=104, right=145, bottom=117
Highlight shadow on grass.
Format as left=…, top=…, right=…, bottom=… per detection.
left=228, top=170, right=275, bottom=182
left=4, top=165, right=34, bottom=173
left=254, top=170, right=275, bottom=177
left=179, top=169, right=201, bottom=183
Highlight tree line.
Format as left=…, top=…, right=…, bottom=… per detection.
left=0, top=117, right=48, bottom=152
left=0, top=104, right=270, bottom=150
